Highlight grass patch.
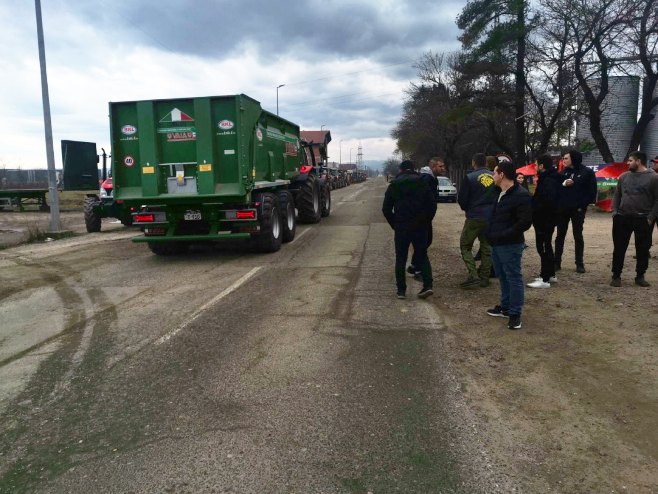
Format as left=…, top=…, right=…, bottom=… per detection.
left=25, top=225, right=77, bottom=244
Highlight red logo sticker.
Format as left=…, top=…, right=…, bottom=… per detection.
left=121, top=125, right=137, bottom=135
left=124, top=155, right=135, bottom=167
left=218, top=120, right=234, bottom=130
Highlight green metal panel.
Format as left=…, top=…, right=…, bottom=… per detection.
left=61, top=140, right=98, bottom=191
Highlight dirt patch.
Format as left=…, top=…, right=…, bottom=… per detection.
left=429, top=203, right=658, bottom=493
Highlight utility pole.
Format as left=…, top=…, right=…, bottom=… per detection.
left=35, top=0, right=61, bottom=233
left=357, top=144, right=363, bottom=171
left=276, top=84, right=285, bottom=115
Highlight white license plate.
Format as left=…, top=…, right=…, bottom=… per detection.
left=183, top=210, right=202, bottom=221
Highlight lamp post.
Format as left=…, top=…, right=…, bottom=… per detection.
left=339, top=139, right=343, bottom=165
left=276, top=84, right=285, bottom=115
left=321, top=124, right=325, bottom=131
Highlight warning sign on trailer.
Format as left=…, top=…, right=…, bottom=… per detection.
left=124, top=155, right=135, bottom=167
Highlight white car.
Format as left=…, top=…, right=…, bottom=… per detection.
left=437, top=176, right=457, bottom=202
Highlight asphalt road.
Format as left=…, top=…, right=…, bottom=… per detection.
left=0, top=179, right=474, bottom=493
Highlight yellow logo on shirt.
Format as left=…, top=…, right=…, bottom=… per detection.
left=479, top=174, right=494, bottom=187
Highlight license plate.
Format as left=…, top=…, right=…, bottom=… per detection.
left=183, top=210, right=202, bottom=221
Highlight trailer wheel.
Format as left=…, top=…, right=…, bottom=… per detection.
left=320, top=183, right=331, bottom=218
left=254, top=192, right=282, bottom=252
left=278, top=191, right=296, bottom=243
left=120, top=213, right=133, bottom=226
left=84, top=196, right=102, bottom=233
left=147, top=242, right=189, bottom=256
left=296, top=174, right=321, bottom=224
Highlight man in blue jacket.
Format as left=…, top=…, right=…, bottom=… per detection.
left=554, top=150, right=597, bottom=273
left=485, top=160, right=533, bottom=330
left=382, top=160, right=437, bottom=299
left=457, top=153, right=497, bottom=288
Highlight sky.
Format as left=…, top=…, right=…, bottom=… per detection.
left=0, top=0, right=464, bottom=169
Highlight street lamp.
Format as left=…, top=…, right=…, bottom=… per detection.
left=321, top=124, right=325, bottom=131
left=276, top=84, right=285, bottom=115
left=339, top=140, right=343, bottom=164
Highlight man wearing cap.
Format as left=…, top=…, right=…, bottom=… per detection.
left=382, top=160, right=437, bottom=299
left=610, top=151, right=658, bottom=287
left=554, top=150, right=597, bottom=273
left=408, top=157, right=445, bottom=278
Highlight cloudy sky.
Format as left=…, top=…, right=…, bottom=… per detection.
left=0, top=0, right=463, bottom=169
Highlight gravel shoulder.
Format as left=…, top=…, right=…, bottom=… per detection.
left=429, top=203, right=658, bottom=493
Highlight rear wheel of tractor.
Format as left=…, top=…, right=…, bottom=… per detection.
left=296, top=174, right=321, bottom=224
left=278, top=191, right=296, bottom=243
left=254, top=192, right=282, bottom=252
left=320, top=183, right=331, bottom=218
left=84, top=196, right=102, bottom=233
left=147, top=242, right=189, bottom=256
left=120, top=213, right=133, bottom=226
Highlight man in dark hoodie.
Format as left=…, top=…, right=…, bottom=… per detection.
left=457, top=153, right=497, bottom=288
left=485, top=160, right=533, bottom=330
left=382, top=160, right=437, bottom=299
left=610, top=151, right=658, bottom=287
left=554, top=150, right=597, bottom=273
left=527, top=154, right=562, bottom=288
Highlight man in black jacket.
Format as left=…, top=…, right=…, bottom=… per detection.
left=554, top=150, right=597, bottom=273
left=527, top=154, right=562, bottom=288
left=485, top=161, right=533, bottom=330
left=382, top=160, right=437, bottom=299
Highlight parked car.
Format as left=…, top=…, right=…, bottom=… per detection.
left=437, top=176, right=457, bottom=202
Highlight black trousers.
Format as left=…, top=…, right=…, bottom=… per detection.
left=555, top=208, right=586, bottom=267
left=395, top=228, right=432, bottom=292
left=411, top=226, right=433, bottom=270
left=533, top=215, right=556, bottom=282
left=611, top=215, right=653, bottom=278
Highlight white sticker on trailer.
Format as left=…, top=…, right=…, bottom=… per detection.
left=224, top=149, right=236, bottom=155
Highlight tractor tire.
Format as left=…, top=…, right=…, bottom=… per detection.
left=120, top=214, right=133, bottom=226
left=296, top=173, right=321, bottom=224
left=320, top=183, right=331, bottom=218
left=278, top=190, right=296, bottom=243
left=84, top=196, right=102, bottom=233
left=254, top=192, right=282, bottom=253
left=147, top=242, right=189, bottom=256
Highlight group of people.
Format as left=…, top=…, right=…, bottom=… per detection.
left=382, top=150, right=658, bottom=331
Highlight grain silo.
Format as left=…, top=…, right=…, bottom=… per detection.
left=575, top=76, right=640, bottom=166
left=640, top=79, right=658, bottom=160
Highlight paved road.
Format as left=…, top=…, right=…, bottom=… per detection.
left=0, top=179, right=471, bottom=493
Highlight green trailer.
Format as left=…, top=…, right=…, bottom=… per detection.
left=110, top=94, right=330, bottom=255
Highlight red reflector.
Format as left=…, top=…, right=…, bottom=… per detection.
left=236, top=210, right=256, bottom=219
left=135, top=214, right=154, bottom=222
left=116, top=199, right=124, bottom=204
left=300, top=165, right=313, bottom=174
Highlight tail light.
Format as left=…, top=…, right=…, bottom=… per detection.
left=300, top=165, right=313, bottom=174
left=134, top=214, right=155, bottom=223
left=236, top=210, right=256, bottom=220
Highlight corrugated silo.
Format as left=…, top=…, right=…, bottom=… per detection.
left=640, top=79, right=658, bottom=161
left=575, top=76, right=640, bottom=166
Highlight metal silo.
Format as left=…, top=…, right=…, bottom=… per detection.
left=575, top=76, right=640, bottom=166
left=640, top=79, right=658, bottom=161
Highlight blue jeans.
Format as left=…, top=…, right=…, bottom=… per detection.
left=491, top=243, right=525, bottom=316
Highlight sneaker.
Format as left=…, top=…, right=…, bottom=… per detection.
left=610, top=277, right=621, bottom=287
left=576, top=265, right=586, bottom=273
left=635, top=276, right=650, bottom=287
left=508, top=315, right=522, bottom=330
left=418, top=287, right=434, bottom=299
left=406, top=265, right=416, bottom=275
left=479, top=278, right=490, bottom=288
left=460, top=276, right=480, bottom=289
left=527, top=279, right=550, bottom=288
left=486, top=305, right=509, bottom=318
left=397, top=290, right=406, bottom=299
left=549, top=276, right=558, bottom=283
